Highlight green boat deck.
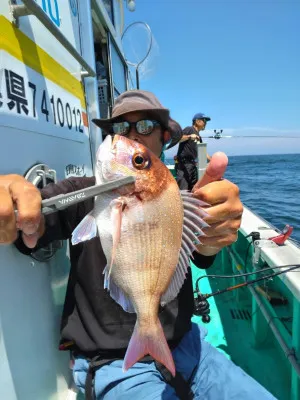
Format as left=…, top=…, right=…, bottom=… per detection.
left=191, top=252, right=291, bottom=400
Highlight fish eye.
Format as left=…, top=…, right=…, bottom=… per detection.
left=132, top=153, right=150, bottom=170
left=135, top=155, right=144, bottom=165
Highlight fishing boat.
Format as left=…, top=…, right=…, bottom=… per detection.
left=0, top=1, right=299, bottom=399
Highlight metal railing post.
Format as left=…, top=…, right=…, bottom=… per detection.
left=196, top=142, right=207, bottom=180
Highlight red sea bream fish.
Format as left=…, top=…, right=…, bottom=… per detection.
left=71, top=135, right=208, bottom=376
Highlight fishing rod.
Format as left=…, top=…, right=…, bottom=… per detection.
left=201, top=129, right=300, bottom=140
left=194, top=264, right=300, bottom=323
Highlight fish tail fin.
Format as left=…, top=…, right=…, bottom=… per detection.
left=123, top=318, right=175, bottom=377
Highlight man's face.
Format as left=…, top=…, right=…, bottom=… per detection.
left=118, top=111, right=165, bottom=157
left=195, top=119, right=207, bottom=131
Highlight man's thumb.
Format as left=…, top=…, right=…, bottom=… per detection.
left=192, top=152, right=228, bottom=191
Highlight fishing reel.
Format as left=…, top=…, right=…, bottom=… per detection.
left=194, top=292, right=211, bottom=323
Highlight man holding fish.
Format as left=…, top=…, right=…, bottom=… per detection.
left=0, top=91, right=275, bottom=399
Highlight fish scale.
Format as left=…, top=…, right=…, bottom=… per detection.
left=112, top=197, right=181, bottom=302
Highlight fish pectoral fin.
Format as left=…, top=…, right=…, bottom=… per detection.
left=103, top=266, right=135, bottom=313
left=180, top=190, right=210, bottom=231
left=123, top=319, right=175, bottom=377
left=71, top=211, right=97, bottom=245
left=108, top=198, right=126, bottom=277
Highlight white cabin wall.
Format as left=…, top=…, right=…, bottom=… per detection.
left=0, top=245, right=71, bottom=400
left=0, top=315, right=18, bottom=400
left=0, top=2, right=94, bottom=399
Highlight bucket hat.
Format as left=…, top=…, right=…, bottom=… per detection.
left=92, top=90, right=182, bottom=149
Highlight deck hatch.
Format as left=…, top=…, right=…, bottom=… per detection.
left=230, top=309, right=252, bottom=320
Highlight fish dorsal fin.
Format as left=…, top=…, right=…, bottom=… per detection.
left=103, top=266, right=135, bottom=313
left=161, top=191, right=209, bottom=306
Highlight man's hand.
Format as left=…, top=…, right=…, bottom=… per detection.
left=0, top=175, right=44, bottom=248
left=190, top=134, right=199, bottom=142
left=192, top=152, right=243, bottom=256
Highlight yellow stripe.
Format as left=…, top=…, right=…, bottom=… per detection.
left=0, top=16, right=86, bottom=108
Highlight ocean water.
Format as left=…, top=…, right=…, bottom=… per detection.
left=224, top=154, right=300, bottom=243
left=167, top=154, right=300, bottom=243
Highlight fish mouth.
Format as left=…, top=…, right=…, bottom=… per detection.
left=96, top=134, right=142, bottom=198
left=97, top=161, right=138, bottom=197
left=98, top=162, right=115, bottom=182
left=96, top=135, right=132, bottom=180
left=116, top=184, right=137, bottom=197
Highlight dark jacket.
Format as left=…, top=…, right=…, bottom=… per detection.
left=177, top=126, right=202, bottom=161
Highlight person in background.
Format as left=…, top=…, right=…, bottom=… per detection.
left=176, top=113, right=211, bottom=190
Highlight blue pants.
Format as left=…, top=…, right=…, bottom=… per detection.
left=73, top=323, right=276, bottom=399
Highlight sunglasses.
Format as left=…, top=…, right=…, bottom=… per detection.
left=111, top=119, right=162, bottom=136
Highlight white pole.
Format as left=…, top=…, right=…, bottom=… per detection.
left=197, top=143, right=207, bottom=180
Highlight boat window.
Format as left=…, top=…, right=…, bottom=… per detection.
left=107, top=34, right=128, bottom=102
left=94, top=42, right=110, bottom=111
left=93, top=9, right=111, bottom=119
left=92, top=14, right=128, bottom=117
left=110, top=41, right=127, bottom=97
left=103, top=0, right=114, bottom=25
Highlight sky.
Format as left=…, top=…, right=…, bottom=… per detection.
left=124, top=0, right=300, bottom=157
